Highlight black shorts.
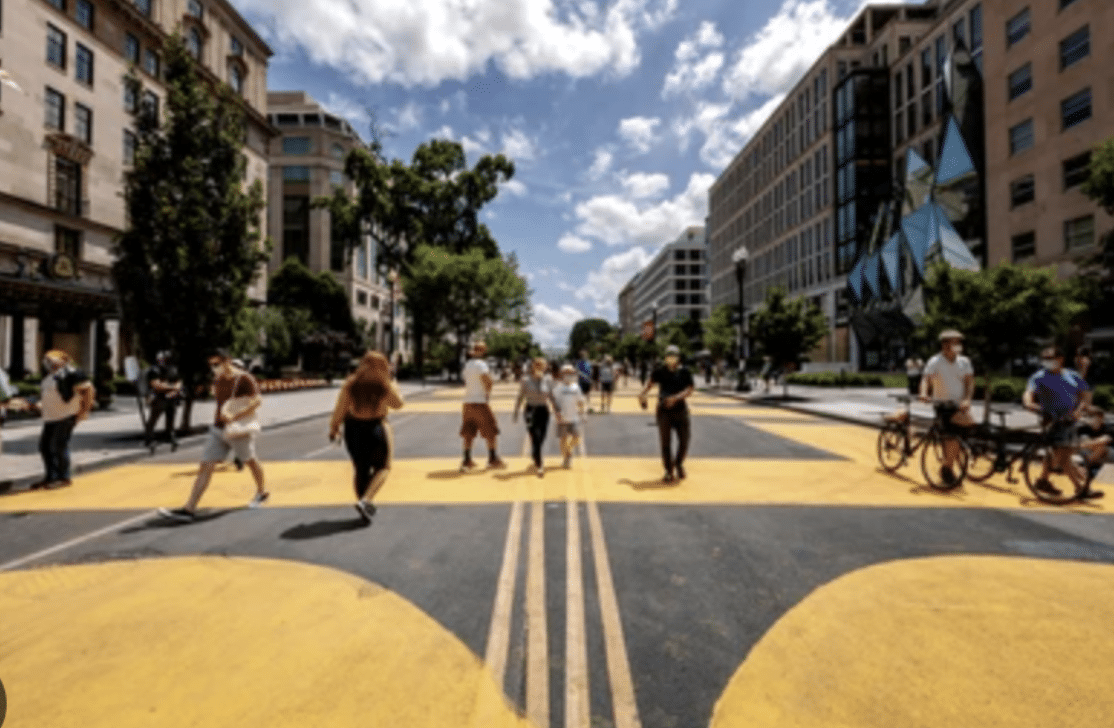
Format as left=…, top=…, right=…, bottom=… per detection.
left=601, top=382, right=614, bottom=393
left=933, top=403, right=964, bottom=435
left=1045, top=420, right=1080, bottom=448
left=578, top=381, right=591, bottom=395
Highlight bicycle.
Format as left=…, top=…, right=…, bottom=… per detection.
left=876, top=394, right=971, bottom=491
left=966, top=407, right=1103, bottom=505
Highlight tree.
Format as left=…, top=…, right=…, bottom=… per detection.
left=751, top=288, right=827, bottom=397
left=567, top=319, right=614, bottom=360
left=317, top=137, right=516, bottom=378
left=919, top=261, right=1089, bottom=421
left=113, top=33, right=268, bottom=430
left=486, top=329, right=536, bottom=366
left=267, top=257, right=357, bottom=337
left=703, top=304, right=737, bottom=362
left=656, top=319, right=694, bottom=358
left=1078, top=136, right=1114, bottom=334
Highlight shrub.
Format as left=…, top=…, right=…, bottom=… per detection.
left=1094, top=385, right=1114, bottom=411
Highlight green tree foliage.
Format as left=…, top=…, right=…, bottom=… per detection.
left=703, top=304, right=737, bottom=361
left=113, top=33, right=268, bottom=428
left=919, top=262, right=1089, bottom=419
left=267, top=257, right=356, bottom=337
left=618, top=332, right=657, bottom=367
left=404, top=245, right=530, bottom=370
left=567, top=319, right=614, bottom=360
left=656, top=319, right=694, bottom=358
left=1081, top=137, right=1114, bottom=216
left=486, top=329, right=536, bottom=365
left=1078, top=136, right=1114, bottom=331
left=751, top=288, right=827, bottom=395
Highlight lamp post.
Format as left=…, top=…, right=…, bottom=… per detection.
left=732, top=246, right=749, bottom=391
left=388, top=269, right=398, bottom=366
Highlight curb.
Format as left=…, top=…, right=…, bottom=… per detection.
left=701, top=387, right=890, bottom=431
left=0, top=384, right=441, bottom=495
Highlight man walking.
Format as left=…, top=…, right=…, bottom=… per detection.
left=639, top=345, right=695, bottom=483
left=144, top=351, right=182, bottom=453
left=576, top=349, right=594, bottom=413
left=460, top=342, right=505, bottom=472
left=158, top=351, right=268, bottom=522
left=918, top=330, right=975, bottom=486
left=29, top=350, right=96, bottom=489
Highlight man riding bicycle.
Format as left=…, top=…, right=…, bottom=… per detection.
left=1022, top=345, right=1100, bottom=499
left=919, top=329, right=976, bottom=486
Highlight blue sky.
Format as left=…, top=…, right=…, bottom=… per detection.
left=232, top=0, right=886, bottom=348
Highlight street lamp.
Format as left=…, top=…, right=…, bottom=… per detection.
left=388, top=269, right=398, bottom=365
left=732, top=246, right=749, bottom=391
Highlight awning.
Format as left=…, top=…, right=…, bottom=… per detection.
left=0, top=275, right=119, bottom=316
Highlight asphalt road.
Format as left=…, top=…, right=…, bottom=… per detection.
left=2, top=382, right=1114, bottom=728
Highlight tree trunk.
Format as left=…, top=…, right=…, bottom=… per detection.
left=413, top=317, right=425, bottom=383
left=179, top=369, right=196, bottom=433
left=983, top=373, right=993, bottom=425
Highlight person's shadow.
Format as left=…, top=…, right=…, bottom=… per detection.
left=281, top=517, right=369, bottom=540
left=619, top=476, right=678, bottom=491
left=120, top=508, right=237, bottom=532
left=426, top=468, right=490, bottom=480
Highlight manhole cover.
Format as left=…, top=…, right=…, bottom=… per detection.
left=1003, top=540, right=1114, bottom=562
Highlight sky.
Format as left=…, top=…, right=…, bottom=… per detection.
left=231, top=0, right=894, bottom=350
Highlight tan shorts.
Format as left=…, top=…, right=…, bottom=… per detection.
left=461, top=403, right=499, bottom=441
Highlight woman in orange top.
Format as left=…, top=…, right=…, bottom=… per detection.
left=329, top=351, right=404, bottom=523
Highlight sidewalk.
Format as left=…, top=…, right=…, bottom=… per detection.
left=0, top=381, right=439, bottom=490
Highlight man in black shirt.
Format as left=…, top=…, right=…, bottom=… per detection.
left=144, top=351, right=182, bottom=452
left=638, top=345, right=695, bottom=483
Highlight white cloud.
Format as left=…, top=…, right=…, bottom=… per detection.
left=531, top=302, right=586, bottom=347
left=572, top=172, right=714, bottom=246
left=393, top=100, right=423, bottom=131
left=502, top=179, right=529, bottom=196
left=620, top=171, right=670, bottom=199
left=618, top=116, right=661, bottom=153
left=575, top=246, right=655, bottom=316
left=662, top=21, right=725, bottom=98
left=557, top=234, right=593, bottom=253
left=431, top=124, right=455, bottom=140
left=557, top=281, right=576, bottom=292
left=673, top=94, right=784, bottom=168
left=722, top=0, right=849, bottom=101
left=559, top=191, right=573, bottom=203
left=501, top=127, right=537, bottom=162
left=588, top=148, right=614, bottom=180
left=439, top=98, right=452, bottom=114
left=322, top=92, right=371, bottom=133
left=460, top=127, right=491, bottom=159
left=240, top=0, right=679, bottom=87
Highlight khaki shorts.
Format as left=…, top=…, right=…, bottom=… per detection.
left=201, top=426, right=257, bottom=463
left=557, top=422, right=580, bottom=440
left=461, top=403, right=499, bottom=441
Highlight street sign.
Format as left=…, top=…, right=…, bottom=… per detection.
left=641, top=320, right=655, bottom=341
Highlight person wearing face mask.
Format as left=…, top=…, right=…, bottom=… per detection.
left=638, top=344, right=695, bottom=483
left=1022, top=345, right=1098, bottom=499
left=27, top=350, right=96, bottom=489
left=918, top=330, right=975, bottom=487
left=158, top=351, right=268, bottom=522
left=553, top=364, right=587, bottom=469
left=514, top=356, right=558, bottom=477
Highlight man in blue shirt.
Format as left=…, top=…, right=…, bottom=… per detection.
left=1022, top=345, right=1098, bottom=498
left=576, top=349, right=594, bottom=413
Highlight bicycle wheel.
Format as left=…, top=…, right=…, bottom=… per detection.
left=876, top=423, right=907, bottom=472
left=920, top=429, right=970, bottom=491
left=1022, top=444, right=1087, bottom=505
left=965, top=438, right=998, bottom=483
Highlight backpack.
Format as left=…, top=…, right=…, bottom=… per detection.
left=56, top=368, right=89, bottom=403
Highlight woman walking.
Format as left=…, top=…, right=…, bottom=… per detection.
left=514, top=357, right=556, bottom=477
left=329, top=351, right=404, bottom=523
left=598, top=355, right=616, bottom=413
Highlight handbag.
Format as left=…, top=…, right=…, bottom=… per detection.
left=220, top=374, right=261, bottom=440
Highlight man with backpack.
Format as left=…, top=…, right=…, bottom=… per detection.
left=27, top=350, right=96, bottom=489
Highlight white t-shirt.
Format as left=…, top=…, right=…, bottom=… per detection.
left=462, top=358, right=490, bottom=404
left=599, top=364, right=614, bottom=383
left=553, top=382, right=586, bottom=421
left=922, top=353, right=973, bottom=404
left=40, top=373, right=82, bottom=422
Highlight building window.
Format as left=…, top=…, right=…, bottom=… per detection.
left=55, top=225, right=82, bottom=259
left=55, top=157, right=82, bottom=215
left=970, top=4, right=983, bottom=62
left=330, top=170, right=345, bottom=187
left=228, top=64, right=243, bottom=94
left=76, top=0, right=94, bottom=29
left=920, top=48, right=931, bottom=87
left=1011, top=231, right=1036, bottom=262
left=186, top=27, right=202, bottom=59
left=134, top=0, right=151, bottom=16
left=1006, top=8, right=1030, bottom=47
left=74, top=102, right=91, bottom=144
left=1060, top=26, right=1090, bottom=70
left=125, top=33, right=139, bottom=64
left=356, top=290, right=368, bottom=306
left=124, top=78, right=138, bottom=113
left=75, top=44, right=93, bottom=85
left=1009, top=119, right=1033, bottom=155
left=276, top=113, right=299, bottom=126
left=283, top=165, right=310, bottom=181
left=45, top=87, right=65, bottom=130
left=1009, top=175, right=1034, bottom=207
left=330, top=143, right=345, bottom=159
left=893, top=71, right=903, bottom=108
left=1064, top=215, right=1094, bottom=251
left=283, top=196, right=310, bottom=265
left=140, top=90, right=159, bottom=124
left=48, top=0, right=67, bottom=10
left=188, top=0, right=203, bottom=18
left=1061, top=88, right=1091, bottom=130
left=131, top=52, right=152, bottom=80
left=1059, top=0, right=1081, bottom=9
left=1063, top=151, right=1091, bottom=189
left=123, top=129, right=136, bottom=165
left=230, top=36, right=243, bottom=56
left=1008, top=64, right=1031, bottom=100
left=282, top=137, right=311, bottom=155
left=906, top=105, right=916, bottom=138
left=47, top=24, right=67, bottom=68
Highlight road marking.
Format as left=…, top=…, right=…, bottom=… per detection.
left=526, top=500, right=550, bottom=727
left=565, top=496, right=590, bottom=728
left=0, top=511, right=155, bottom=572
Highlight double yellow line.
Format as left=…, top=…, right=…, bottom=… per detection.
left=475, top=435, right=641, bottom=728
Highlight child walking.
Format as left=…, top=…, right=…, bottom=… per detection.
left=553, top=364, right=587, bottom=468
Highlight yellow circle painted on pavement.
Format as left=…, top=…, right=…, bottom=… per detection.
left=710, top=555, right=1114, bottom=728
left=0, top=557, right=534, bottom=728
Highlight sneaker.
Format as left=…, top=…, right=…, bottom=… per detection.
left=1080, top=488, right=1105, bottom=499
left=663, top=472, right=675, bottom=484
left=1034, top=478, right=1062, bottom=496
left=158, top=507, right=195, bottom=522
left=537, top=466, right=545, bottom=479
left=460, top=457, right=476, bottom=473
left=563, top=456, right=571, bottom=469
left=940, top=467, right=957, bottom=486
left=234, top=457, right=244, bottom=472
left=248, top=491, right=270, bottom=509
left=28, top=480, right=52, bottom=490
left=676, top=464, right=686, bottom=480
left=354, top=501, right=377, bottom=522
left=487, top=457, right=507, bottom=470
